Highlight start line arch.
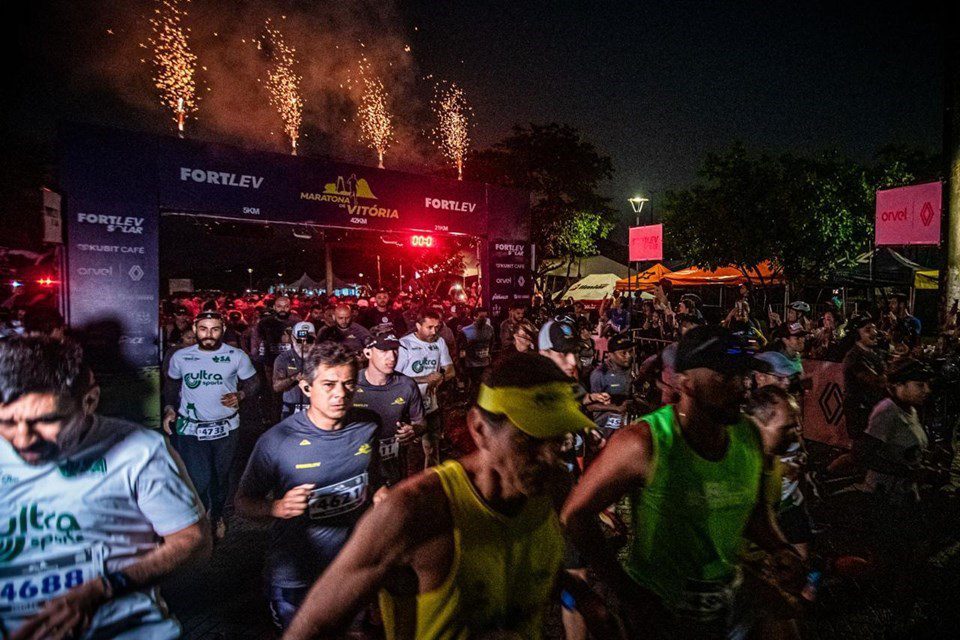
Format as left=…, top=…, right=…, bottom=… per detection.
left=60, top=125, right=532, bottom=409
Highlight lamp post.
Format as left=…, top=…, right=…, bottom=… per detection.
left=247, top=267, right=253, bottom=290
left=628, top=196, right=650, bottom=226
left=626, top=196, right=650, bottom=308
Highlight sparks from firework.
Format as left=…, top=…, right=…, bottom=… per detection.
left=146, top=0, right=198, bottom=136
left=261, top=19, right=303, bottom=155
left=432, top=82, right=473, bottom=180
left=356, top=60, right=393, bottom=168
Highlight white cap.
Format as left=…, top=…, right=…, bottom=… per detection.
left=293, top=321, right=316, bottom=336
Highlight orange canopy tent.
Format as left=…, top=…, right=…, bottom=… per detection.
left=663, top=261, right=783, bottom=286
left=614, top=263, right=672, bottom=292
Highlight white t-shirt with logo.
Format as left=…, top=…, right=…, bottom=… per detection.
left=0, top=416, right=203, bottom=639
left=167, top=343, right=256, bottom=435
left=396, top=333, right=453, bottom=414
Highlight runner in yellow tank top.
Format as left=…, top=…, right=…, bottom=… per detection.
left=283, top=353, right=622, bottom=640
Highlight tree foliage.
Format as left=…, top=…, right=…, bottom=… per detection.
left=469, top=123, right=616, bottom=264
left=663, top=144, right=940, bottom=283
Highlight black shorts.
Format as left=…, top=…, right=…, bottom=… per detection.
left=777, top=503, right=814, bottom=544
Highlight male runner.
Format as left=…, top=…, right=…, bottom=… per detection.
left=318, top=304, right=372, bottom=355
left=235, top=342, right=381, bottom=631
left=458, top=307, right=494, bottom=393
left=283, top=353, right=606, bottom=640
left=562, top=326, right=802, bottom=638
left=273, top=321, right=316, bottom=420
left=499, top=301, right=526, bottom=351
left=163, top=311, right=259, bottom=540
left=587, top=331, right=636, bottom=434
left=396, top=309, right=454, bottom=468
left=1, top=337, right=209, bottom=640
left=360, top=289, right=406, bottom=334
left=354, top=331, right=426, bottom=485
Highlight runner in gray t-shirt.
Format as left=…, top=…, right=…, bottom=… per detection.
left=355, top=332, right=425, bottom=484
left=236, top=342, right=381, bottom=631
left=273, top=321, right=315, bottom=419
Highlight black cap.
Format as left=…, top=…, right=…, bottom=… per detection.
left=538, top=318, right=582, bottom=353
left=607, top=331, right=636, bottom=353
left=847, top=313, right=875, bottom=332
left=364, top=332, right=402, bottom=350
left=887, top=358, right=935, bottom=384
left=195, top=310, right=223, bottom=322
left=676, top=325, right=756, bottom=373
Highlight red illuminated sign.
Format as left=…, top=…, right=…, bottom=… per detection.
left=410, top=235, right=435, bottom=248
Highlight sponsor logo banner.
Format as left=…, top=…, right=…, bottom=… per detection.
left=875, top=181, right=942, bottom=246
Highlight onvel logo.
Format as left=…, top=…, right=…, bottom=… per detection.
left=184, top=370, right=224, bottom=389
left=180, top=168, right=264, bottom=189
left=879, top=208, right=907, bottom=222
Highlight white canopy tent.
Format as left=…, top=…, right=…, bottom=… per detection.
left=560, top=273, right=652, bottom=305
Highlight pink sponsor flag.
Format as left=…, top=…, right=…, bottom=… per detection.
left=629, top=224, right=663, bottom=261
left=875, top=181, right=942, bottom=246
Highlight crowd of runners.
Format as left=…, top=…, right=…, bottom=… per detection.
left=1, top=282, right=958, bottom=640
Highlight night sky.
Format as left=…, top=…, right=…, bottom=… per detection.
left=5, top=0, right=944, bottom=233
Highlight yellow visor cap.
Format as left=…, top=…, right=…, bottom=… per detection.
left=476, top=381, right=595, bottom=439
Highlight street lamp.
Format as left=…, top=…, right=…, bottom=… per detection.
left=628, top=196, right=650, bottom=226
left=247, top=267, right=253, bottom=290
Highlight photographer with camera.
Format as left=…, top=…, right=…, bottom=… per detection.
left=273, top=322, right=317, bottom=420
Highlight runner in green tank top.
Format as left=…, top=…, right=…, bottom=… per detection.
left=562, top=326, right=805, bottom=638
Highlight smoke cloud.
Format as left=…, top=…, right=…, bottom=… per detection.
left=79, top=0, right=433, bottom=168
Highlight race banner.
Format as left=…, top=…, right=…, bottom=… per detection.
left=800, top=360, right=851, bottom=449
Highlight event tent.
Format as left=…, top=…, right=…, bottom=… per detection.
left=836, top=248, right=930, bottom=288
left=615, top=263, right=672, bottom=292
left=562, top=273, right=637, bottom=305
left=663, top=261, right=784, bottom=287
left=915, top=269, right=938, bottom=290
left=543, top=254, right=630, bottom=279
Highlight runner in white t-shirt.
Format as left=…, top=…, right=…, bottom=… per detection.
left=0, top=337, right=208, bottom=640
left=396, top=309, right=454, bottom=468
left=162, top=311, right=259, bottom=540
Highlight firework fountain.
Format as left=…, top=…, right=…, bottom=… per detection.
left=357, top=61, right=393, bottom=169
left=432, top=82, right=473, bottom=180
left=261, top=19, right=303, bottom=155
left=147, top=0, right=198, bottom=136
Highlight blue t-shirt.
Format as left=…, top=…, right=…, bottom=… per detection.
left=238, top=409, right=381, bottom=588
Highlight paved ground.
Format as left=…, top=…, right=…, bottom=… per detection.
left=163, top=415, right=960, bottom=639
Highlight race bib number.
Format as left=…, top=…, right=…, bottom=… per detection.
left=0, top=545, right=105, bottom=619
left=196, top=423, right=229, bottom=441
left=604, top=414, right=623, bottom=430
left=676, top=577, right=737, bottom=620
left=308, top=473, right=369, bottom=520
left=379, top=438, right=400, bottom=460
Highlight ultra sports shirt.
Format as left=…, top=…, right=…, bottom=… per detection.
left=238, top=409, right=381, bottom=588
left=396, top=333, right=453, bottom=414
left=167, top=343, right=256, bottom=435
left=0, top=416, right=203, bottom=639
